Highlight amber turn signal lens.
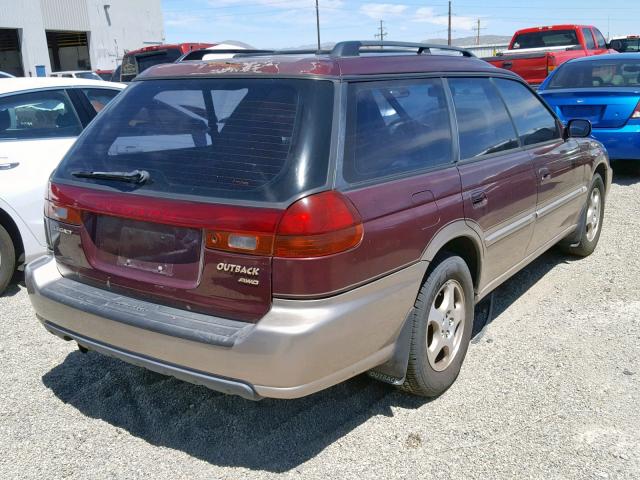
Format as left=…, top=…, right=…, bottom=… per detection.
left=45, top=200, right=83, bottom=225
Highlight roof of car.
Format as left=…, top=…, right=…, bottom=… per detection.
left=565, top=53, right=640, bottom=63
left=139, top=51, right=506, bottom=80
left=51, top=70, right=95, bottom=74
left=0, top=77, right=125, bottom=95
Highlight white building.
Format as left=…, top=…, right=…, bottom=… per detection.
left=0, top=0, right=164, bottom=76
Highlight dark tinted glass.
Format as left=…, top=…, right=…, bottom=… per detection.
left=547, top=59, right=640, bottom=88
left=82, top=88, right=120, bottom=113
left=449, top=78, right=519, bottom=159
left=344, top=78, right=453, bottom=183
left=582, top=29, right=596, bottom=50
left=0, top=90, right=81, bottom=140
left=593, top=29, right=607, bottom=49
left=615, top=38, right=640, bottom=52
left=54, top=78, right=334, bottom=203
left=512, top=30, right=579, bottom=49
left=494, top=79, right=559, bottom=146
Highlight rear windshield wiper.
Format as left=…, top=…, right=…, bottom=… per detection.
left=71, top=169, right=151, bottom=184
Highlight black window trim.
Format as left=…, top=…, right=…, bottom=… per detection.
left=337, top=76, right=458, bottom=190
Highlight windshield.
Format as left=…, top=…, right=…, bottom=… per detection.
left=53, top=78, right=334, bottom=203
left=75, top=72, right=102, bottom=80
left=547, top=59, right=640, bottom=88
left=121, top=48, right=183, bottom=82
left=512, top=30, right=579, bottom=49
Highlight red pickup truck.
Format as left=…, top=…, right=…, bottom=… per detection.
left=486, top=25, right=613, bottom=87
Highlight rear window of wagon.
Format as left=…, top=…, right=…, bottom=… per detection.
left=54, top=78, right=334, bottom=203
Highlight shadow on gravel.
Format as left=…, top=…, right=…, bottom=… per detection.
left=41, top=246, right=574, bottom=472
left=43, top=353, right=430, bottom=472
left=612, top=160, right=640, bottom=186
left=472, top=248, right=570, bottom=339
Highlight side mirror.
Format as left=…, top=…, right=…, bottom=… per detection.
left=564, top=119, right=592, bottom=139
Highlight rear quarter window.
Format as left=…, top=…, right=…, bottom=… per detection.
left=343, top=78, right=454, bottom=183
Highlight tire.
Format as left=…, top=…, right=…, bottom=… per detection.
left=400, top=255, right=474, bottom=397
left=561, top=174, right=605, bottom=257
left=0, top=224, right=16, bottom=295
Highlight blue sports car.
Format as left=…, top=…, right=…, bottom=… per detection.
left=539, top=53, right=640, bottom=161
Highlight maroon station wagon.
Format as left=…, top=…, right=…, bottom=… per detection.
left=27, top=41, right=611, bottom=400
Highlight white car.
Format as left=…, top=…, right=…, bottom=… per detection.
left=0, top=77, right=125, bottom=293
left=50, top=71, right=103, bottom=81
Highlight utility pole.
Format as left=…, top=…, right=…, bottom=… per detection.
left=315, top=0, right=321, bottom=52
left=473, top=18, right=486, bottom=46
left=375, top=20, right=387, bottom=42
left=447, top=1, right=452, bottom=46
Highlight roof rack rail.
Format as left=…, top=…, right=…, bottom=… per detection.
left=178, top=48, right=276, bottom=62
left=330, top=41, right=475, bottom=58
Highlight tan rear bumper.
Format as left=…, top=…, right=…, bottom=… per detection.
left=27, top=255, right=425, bottom=399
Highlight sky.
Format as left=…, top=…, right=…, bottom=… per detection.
left=162, top=0, right=640, bottom=49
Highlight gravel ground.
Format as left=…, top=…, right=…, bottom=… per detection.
left=1, top=164, right=639, bottom=480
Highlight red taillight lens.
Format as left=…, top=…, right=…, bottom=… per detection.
left=274, top=191, right=363, bottom=258
left=631, top=100, right=640, bottom=119
left=45, top=199, right=82, bottom=225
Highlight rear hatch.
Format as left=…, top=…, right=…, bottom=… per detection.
left=542, top=89, right=640, bottom=128
left=49, top=77, right=335, bottom=321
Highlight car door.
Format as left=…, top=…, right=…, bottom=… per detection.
left=0, top=89, right=83, bottom=247
left=493, top=78, right=585, bottom=255
left=448, top=77, right=538, bottom=291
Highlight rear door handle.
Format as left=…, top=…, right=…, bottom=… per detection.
left=539, top=167, right=551, bottom=182
left=471, top=191, right=487, bottom=208
left=0, top=162, right=19, bottom=170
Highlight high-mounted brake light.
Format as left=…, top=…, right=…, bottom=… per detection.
left=274, top=191, right=363, bottom=258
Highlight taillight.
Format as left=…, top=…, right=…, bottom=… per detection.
left=45, top=199, right=83, bottom=225
left=205, top=230, right=274, bottom=256
left=204, top=191, right=364, bottom=258
left=630, top=100, right=640, bottom=119
left=547, top=56, right=557, bottom=74
left=274, top=191, right=363, bottom=258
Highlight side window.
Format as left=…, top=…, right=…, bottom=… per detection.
left=61, top=74, right=73, bottom=78
left=0, top=90, right=82, bottom=140
left=494, top=78, right=560, bottom=146
left=448, top=78, right=519, bottom=160
left=344, top=78, right=453, bottom=182
left=593, top=29, right=607, bottom=49
left=82, top=88, right=121, bottom=113
left=582, top=28, right=596, bottom=50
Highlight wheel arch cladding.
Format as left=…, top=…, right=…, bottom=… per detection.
left=0, top=208, right=23, bottom=264
left=426, top=235, right=481, bottom=292
left=594, top=162, right=608, bottom=193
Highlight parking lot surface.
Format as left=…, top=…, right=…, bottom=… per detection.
left=1, top=165, right=639, bottom=480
